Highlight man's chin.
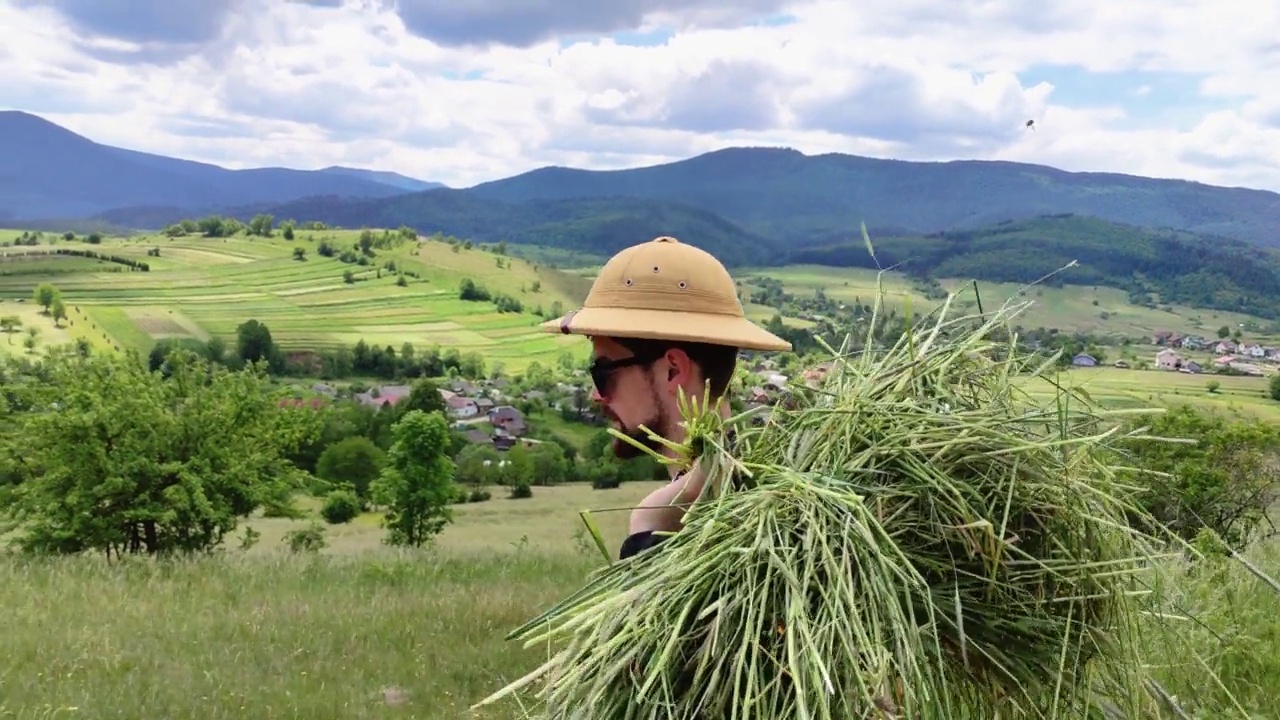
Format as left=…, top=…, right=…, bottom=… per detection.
left=612, top=432, right=661, bottom=461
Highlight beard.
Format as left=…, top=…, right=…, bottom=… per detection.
left=609, top=382, right=672, bottom=461
left=611, top=410, right=670, bottom=460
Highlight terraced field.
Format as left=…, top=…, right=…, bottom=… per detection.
left=0, top=230, right=593, bottom=370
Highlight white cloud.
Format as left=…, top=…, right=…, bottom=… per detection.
left=1, top=0, right=1278, bottom=191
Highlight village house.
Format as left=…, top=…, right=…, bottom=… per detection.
left=447, top=395, right=479, bottom=419
left=354, top=384, right=412, bottom=408
left=277, top=396, right=328, bottom=410
left=463, top=429, right=492, bottom=445
left=1155, top=348, right=1182, bottom=371
left=1214, top=340, right=1237, bottom=355
left=1180, top=360, right=1203, bottom=374
left=447, top=379, right=479, bottom=396
left=488, top=405, right=527, bottom=437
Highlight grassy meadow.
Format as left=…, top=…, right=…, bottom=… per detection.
left=0, top=230, right=593, bottom=371
left=3, top=479, right=1278, bottom=719
left=1021, top=365, right=1280, bottom=421
left=745, top=264, right=1274, bottom=339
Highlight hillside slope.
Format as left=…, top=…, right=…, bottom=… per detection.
left=189, top=191, right=784, bottom=267
left=0, top=112, right=414, bottom=221
left=792, top=214, right=1280, bottom=319
left=467, top=147, right=1280, bottom=248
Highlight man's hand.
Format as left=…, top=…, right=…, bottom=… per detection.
left=628, top=463, right=711, bottom=535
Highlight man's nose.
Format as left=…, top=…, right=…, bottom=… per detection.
left=589, top=385, right=604, bottom=404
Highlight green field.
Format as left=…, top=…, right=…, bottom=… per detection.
left=0, top=231, right=594, bottom=371
left=2, top=481, right=1276, bottom=719
left=744, top=264, right=1275, bottom=338
left=1022, top=366, right=1280, bottom=421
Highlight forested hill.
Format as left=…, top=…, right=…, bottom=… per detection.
left=466, top=147, right=1280, bottom=248
left=792, top=214, right=1280, bottom=320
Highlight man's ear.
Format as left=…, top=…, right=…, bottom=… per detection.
left=663, top=348, right=694, bottom=389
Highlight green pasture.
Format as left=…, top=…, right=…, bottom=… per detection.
left=747, top=264, right=1273, bottom=338
left=1027, top=366, right=1280, bottom=421
left=0, top=231, right=594, bottom=371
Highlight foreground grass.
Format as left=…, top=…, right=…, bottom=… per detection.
left=2, top=482, right=1278, bottom=719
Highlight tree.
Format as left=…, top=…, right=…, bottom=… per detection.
left=3, top=350, right=322, bottom=557
left=248, top=214, right=274, bottom=237
left=370, top=410, right=456, bottom=547
left=50, top=298, right=66, bottom=327
left=528, top=442, right=568, bottom=485
left=502, top=444, right=535, bottom=486
left=398, top=378, right=447, bottom=418
left=236, top=319, right=276, bottom=366
left=1217, top=325, right=1231, bottom=339
left=315, top=436, right=385, bottom=499
left=0, top=316, right=20, bottom=342
left=33, top=282, right=60, bottom=313
left=455, top=443, right=502, bottom=485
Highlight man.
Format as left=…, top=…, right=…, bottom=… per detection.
left=541, top=235, right=791, bottom=559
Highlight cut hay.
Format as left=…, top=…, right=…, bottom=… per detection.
left=475, top=285, right=1183, bottom=719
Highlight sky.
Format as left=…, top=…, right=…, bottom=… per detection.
left=3, top=0, right=1279, bottom=191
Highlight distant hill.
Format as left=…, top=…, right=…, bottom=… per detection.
left=790, top=214, right=1280, bottom=320
left=0, top=111, right=424, bottom=220
left=316, top=166, right=445, bottom=192
left=467, top=147, right=1280, bottom=249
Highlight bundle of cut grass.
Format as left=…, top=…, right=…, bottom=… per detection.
left=475, top=291, right=1178, bottom=720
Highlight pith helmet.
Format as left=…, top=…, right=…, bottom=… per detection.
left=540, top=236, right=792, bottom=352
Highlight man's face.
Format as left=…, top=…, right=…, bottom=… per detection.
left=589, top=337, right=676, bottom=460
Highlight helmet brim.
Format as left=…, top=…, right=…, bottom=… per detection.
left=541, top=306, right=792, bottom=352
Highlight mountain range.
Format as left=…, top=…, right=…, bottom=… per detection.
left=6, top=110, right=1280, bottom=253
left=6, top=110, right=1280, bottom=310
left=0, top=111, right=443, bottom=222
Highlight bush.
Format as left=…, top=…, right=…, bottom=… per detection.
left=468, top=488, right=492, bottom=502
left=591, top=475, right=622, bottom=490
left=1115, top=404, right=1280, bottom=548
left=320, top=490, right=361, bottom=524
left=285, top=523, right=327, bottom=554
left=509, top=481, right=533, bottom=499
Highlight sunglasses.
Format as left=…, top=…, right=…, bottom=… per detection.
left=589, top=350, right=666, bottom=396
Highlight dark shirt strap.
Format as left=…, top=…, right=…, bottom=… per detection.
left=619, top=530, right=665, bottom=559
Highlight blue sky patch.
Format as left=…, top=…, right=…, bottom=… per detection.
left=1019, top=64, right=1238, bottom=130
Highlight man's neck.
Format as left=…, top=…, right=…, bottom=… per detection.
left=663, top=397, right=731, bottom=479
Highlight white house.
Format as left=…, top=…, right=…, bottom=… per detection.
left=1155, top=348, right=1181, bottom=371
left=447, top=395, right=479, bottom=419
